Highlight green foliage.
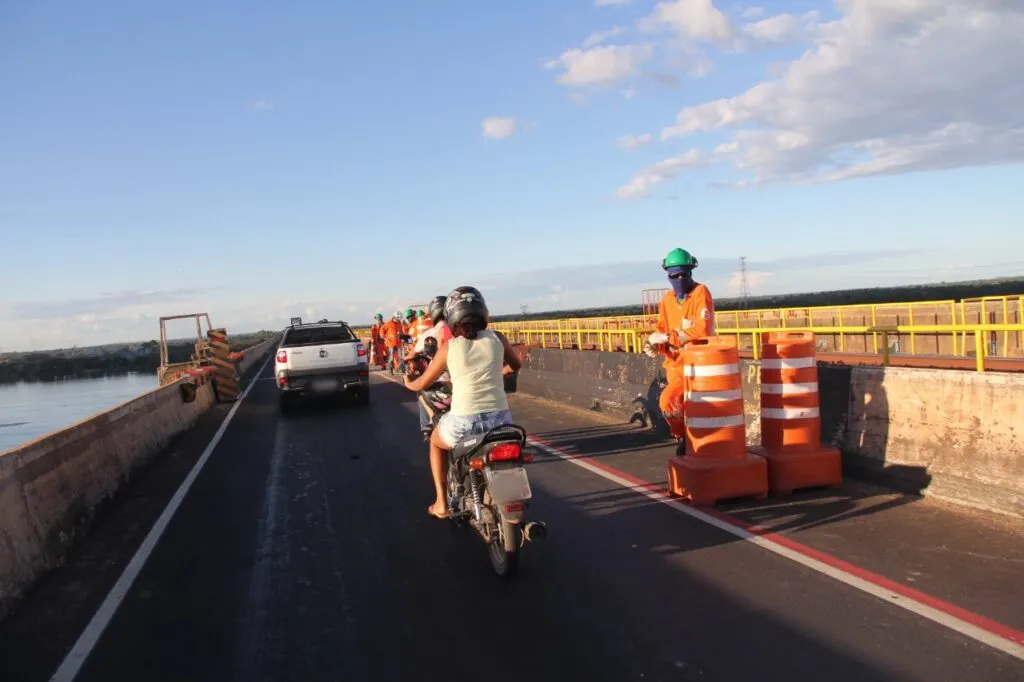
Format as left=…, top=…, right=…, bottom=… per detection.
left=0, top=330, right=278, bottom=384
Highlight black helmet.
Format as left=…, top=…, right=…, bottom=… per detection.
left=427, top=295, right=446, bottom=324
left=444, top=286, right=488, bottom=327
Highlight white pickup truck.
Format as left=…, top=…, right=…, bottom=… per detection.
left=274, top=320, right=369, bottom=411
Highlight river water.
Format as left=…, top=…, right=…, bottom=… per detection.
left=0, top=373, right=158, bottom=453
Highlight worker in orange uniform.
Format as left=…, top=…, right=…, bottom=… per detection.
left=381, top=312, right=405, bottom=374
left=644, top=248, right=715, bottom=456
left=404, top=308, right=434, bottom=365
left=369, top=313, right=386, bottom=369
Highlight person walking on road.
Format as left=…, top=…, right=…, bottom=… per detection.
left=644, top=248, right=715, bottom=456
left=381, top=312, right=405, bottom=374
left=369, top=313, right=386, bottom=369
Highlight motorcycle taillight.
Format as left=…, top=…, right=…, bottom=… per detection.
left=488, top=443, right=521, bottom=462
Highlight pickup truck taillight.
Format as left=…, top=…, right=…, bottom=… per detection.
left=357, top=344, right=367, bottom=357
left=276, top=350, right=288, bottom=363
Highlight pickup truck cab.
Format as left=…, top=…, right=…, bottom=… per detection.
left=274, top=320, right=369, bottom=411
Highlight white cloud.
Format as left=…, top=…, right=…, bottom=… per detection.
left=741, top=13, right=802, bottom=43
left=481, top=116, right=518, bottom=139
left=640, top=0, right=735, bottom=43
left=617, top=133, right=653, bottom=150
left=728, top=269, right=771, bottom=293
left=549, top=44, right=654, bottom=86
left=741, top=6, right=765, bottom=19
left=582, top=25, right=626, bottom=48
left=614, top=148, right=704, bottom=199
left=624, top=0, right=1024, bottom=193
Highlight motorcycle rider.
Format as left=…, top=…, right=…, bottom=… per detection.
left=404, top=286, right=521, bottom=519
left=644, top=247, right=715, bottom=456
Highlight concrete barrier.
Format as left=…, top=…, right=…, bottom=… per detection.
left=0, top=337, right=276, bottom=620
left=516, top=347, right=1024, bottom=518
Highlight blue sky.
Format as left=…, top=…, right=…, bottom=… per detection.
left=2, top=0, right=1023, bottom=350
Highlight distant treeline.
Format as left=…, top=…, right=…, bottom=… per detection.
left=0, top=331, right=278, bottom=384
left=488, top=277, right=1024, bottom=323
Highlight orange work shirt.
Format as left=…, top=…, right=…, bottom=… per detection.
left=655, top=284, right=715, bottom=371
left=381, top=320, right=403, bottom=348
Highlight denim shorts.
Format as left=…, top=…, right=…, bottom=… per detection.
left=437, top=409, right=513, bottom=449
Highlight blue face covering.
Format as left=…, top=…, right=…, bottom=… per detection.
left=667, top=266, right=692, bottom=299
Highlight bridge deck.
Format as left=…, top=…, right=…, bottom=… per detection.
left=1, top=364, right=1021, bottom=682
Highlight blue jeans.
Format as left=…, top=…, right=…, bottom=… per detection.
left=436, top=409, right=513, bottom=449
left=418, top=400, right=430, bottom=431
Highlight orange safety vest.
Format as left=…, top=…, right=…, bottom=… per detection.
left=656, top=284, right=715, bottom=374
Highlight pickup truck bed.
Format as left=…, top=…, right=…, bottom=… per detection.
left=274, top=322, right=370, bottom=410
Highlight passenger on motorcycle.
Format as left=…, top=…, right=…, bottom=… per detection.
left=405, top=296, right=454, bottom=439
left=404, top=286, right=522, bottom=519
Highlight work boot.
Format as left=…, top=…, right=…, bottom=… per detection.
left=675, top=438, right=687, bottom=458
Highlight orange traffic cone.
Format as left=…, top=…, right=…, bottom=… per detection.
left=667, top=336, right=768, bottom=505
left=752, top=331, right=842, bottom=494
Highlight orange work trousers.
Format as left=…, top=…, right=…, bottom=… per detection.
left=658, top=360, right=687, bottom=439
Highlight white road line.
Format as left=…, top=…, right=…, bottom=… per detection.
left=527, top=438, right=1024, bottom=662
left=49, top=352, right=275, bottom=682
left=375, top=371, right=1024, bottom=660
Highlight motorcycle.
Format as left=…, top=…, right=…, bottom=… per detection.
left=408, top=337, right=546, bottom=578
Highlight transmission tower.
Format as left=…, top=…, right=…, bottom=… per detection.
left=738, top=256, right=751, bottom=308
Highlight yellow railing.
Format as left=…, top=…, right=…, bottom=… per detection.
left=354, top=294, right=1024, bottom=365
left=489, top=294, right=1024, bottom=359
left=493, top=323, right=1024, bottom=372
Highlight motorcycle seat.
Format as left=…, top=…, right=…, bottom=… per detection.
left=451, top=424, right=526, bottom=461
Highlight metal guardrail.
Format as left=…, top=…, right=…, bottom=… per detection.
left=491, top=323, right=1024, bottom=372
left=353, top=294, right=1024, bottom=371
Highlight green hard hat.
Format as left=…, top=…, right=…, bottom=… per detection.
left=662, top=247, right=698, bottom=270
left=404, top=307, right=413, bottom=317
left=374, top=312, right=383, bottom=320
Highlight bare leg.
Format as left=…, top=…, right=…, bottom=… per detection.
left=428, top=428, right=449, bottom=516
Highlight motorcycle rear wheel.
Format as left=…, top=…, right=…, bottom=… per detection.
left=484, top=492, right=520, bottom=578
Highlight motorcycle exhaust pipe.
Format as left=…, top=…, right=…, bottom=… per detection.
left=523, top=521, right=547, bottom=543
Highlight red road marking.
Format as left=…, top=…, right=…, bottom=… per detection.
left=528, top=434, right=1024, bottom=649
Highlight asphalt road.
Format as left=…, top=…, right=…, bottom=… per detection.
left=2, top=363, right=1023, bottom=682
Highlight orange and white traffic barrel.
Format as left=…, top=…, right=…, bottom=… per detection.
left=667, top=336, right=768, bottom=505
left=682, top=337, right=746, bottom=459
left=755, top=331, right=842, bottom=494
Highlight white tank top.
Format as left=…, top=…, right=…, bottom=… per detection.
left=446, top=330, right=509, bottom=416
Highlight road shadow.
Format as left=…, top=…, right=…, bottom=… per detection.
left=527, top=413, right=930, bottom=538
left=402, top=458, right=955, bottom=682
